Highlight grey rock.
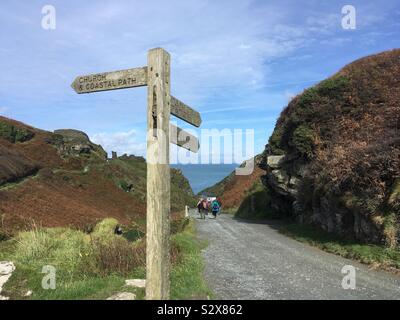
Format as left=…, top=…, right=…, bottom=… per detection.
left=0, top=261, right=15, bottom=300
left=271, top=169, right=289, bottom=184
left=125, top=279, right=146, bottom=288
left=267, top=155, right=285, bottom=169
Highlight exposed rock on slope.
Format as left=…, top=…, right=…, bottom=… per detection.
left=53, top=129, right=107, bottom=160
left=259, top=49, right=400, bottom=246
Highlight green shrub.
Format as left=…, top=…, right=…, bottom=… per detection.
left=268, top=127, right=285, bottom=155
left=14, top=128, right=34, bottom=142
left=118, top=180, right=131, bottom=192
left=292, top=125, right=315, bottom=157
left=317, top=76, right=349, bottom=99
left=0, top=122, right=14, bottom=142
left=92, top=218, right=119, bottom=243
left=123, top=229, right=144, bottom=242
left=297, top=87, right=319, bottom=109
left=171, top=217, right=190, bottom=234
left=0, top=121, right=34, bottom=143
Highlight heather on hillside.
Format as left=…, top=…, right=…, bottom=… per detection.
left=0, top=117, right=196, bottom=236
left=260, top=49, right=400, bottom=246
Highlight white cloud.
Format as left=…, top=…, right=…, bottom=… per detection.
left=90, top=129, right=146, bottom=158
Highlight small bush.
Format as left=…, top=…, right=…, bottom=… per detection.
left=268, top=127, right=285, bottom=155
left=317, top=76, right=349, bottom=99
left=171, top=217, right=190, bottom=235
left=92, top=218, right=119, bottom=243
left=118, top=180, right=132, bottom=192
left=0, top=122, right=14, bottom=142
left=292, top=125, right=316, bottom=157
left=0, top=121, right=34, bottom=143
left=91, top=237, right=145, bottom=276
left=123, top=229, right=144, bottom=242
left=296, top=87, right=319, bottom=109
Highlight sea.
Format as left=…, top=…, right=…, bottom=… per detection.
left=171, top=163, right=239, bottom=194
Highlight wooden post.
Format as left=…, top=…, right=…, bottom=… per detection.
left=71, top=47, right=201, bottom=300
left=146, top=48, right=171, bottom=300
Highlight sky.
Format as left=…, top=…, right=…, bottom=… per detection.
left=0, top=0, right=399, bottom=164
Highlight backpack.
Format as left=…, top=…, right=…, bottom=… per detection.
left=212, top=201, right=220, bottom=211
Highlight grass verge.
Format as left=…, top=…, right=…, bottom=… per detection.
left=171, top=219, right=212, bottom=299
left=280, top=223, right=400, bottom=271
left=0, top=217, right=210, bottom=300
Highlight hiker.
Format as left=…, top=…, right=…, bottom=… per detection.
left=197, top=198, right=203, bottom=214
left=198, top=199, right=207, bottom=219
left=216, top=197, right=222, bottom=215
left=211, top=199, right=220, bottom=218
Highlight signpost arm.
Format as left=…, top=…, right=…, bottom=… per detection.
left=146, top=48, right=171, bottom=300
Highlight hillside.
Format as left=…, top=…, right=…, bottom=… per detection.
left=0, top=116, right=196, bottom=236
left=199, top=157, right=266, bottom=215
left=259, top=49, right=400, bottom=246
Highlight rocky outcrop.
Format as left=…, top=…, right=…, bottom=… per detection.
left=259, top=50, right=400, bottom=246
left=53, top=129, right=107, bottom=160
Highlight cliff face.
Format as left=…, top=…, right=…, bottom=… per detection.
left=259, top=49, right=400, bottom=246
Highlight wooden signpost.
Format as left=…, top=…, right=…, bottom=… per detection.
left=72, top=48, right=201, bottom=300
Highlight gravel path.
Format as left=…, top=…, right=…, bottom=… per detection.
left=191, top=210, right=400, bottom=300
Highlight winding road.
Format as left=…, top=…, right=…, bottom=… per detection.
left=191, top=210, right=400, bottom=300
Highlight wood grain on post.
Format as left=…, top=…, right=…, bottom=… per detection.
left=146, top=48, right=171, bottom=300
left=170, top=96, right=202, bottom=127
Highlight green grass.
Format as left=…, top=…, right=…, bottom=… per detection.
left=0, top=217, right=211, bottom=300
left=170, top=220, right=212, bottom=300
left=280, top=223, right=400, bottom=270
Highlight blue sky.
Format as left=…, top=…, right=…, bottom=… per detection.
left=0, top=0, right=399, bottom=163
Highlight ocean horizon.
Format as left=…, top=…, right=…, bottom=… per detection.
left=171, top=163, right=239, bottom=194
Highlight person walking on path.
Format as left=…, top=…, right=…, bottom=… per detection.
left=198, top=199, right=208, bottom=219
left=197, top=199, right=203, bottom=214
left=216, top=197, right=222, bottom=216
left=211, top=199, right=220, bottom=218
